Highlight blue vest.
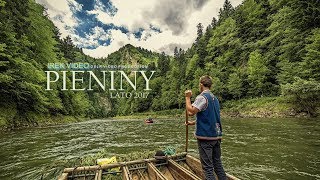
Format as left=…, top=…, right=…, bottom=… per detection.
left=195, top=92, right=222, bottom=139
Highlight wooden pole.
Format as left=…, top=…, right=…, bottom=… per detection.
left=185, top=108, right=189, bottom=152
left=58, top=173, right=68, bottom=180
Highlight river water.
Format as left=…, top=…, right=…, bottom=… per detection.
left=0, top=118, right=319, bottom=180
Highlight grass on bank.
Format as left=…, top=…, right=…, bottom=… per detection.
left=114, top=96, right=317, bottom=119
left=114, top=96, right=302, bottom=119
left=222, top=96, right=297, bottom=118
left=0, top=103, right=87, bottom=130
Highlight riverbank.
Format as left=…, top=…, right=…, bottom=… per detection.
left=0, top=104, right=88, bottom=131
left=0, top=98, right=93, bottom=130
left=221, top=96, right=316, bottom=118
left=1, top=97, right=317, bottom=130
left=114, top=97, right=318, bottom=119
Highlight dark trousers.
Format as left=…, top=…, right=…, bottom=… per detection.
left=197, top=139, right=227, bottom=180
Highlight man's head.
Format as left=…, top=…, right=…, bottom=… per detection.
left=199, top=75, right=212, bottom=92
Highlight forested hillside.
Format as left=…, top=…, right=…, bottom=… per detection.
left=150, top=0, right=320, bottom=116
left=0, top=0, right=99, bottom=127
left=0, top=0, right=319, bottom=128
left=0, top=0, right=158, bottom=128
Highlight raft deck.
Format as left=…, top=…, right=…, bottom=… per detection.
left=58, top=153, right=239, bottom=180
left=59, top=153, right=239, bottom=180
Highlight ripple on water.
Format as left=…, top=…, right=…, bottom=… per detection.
left=0, top=118, right=319, bottom=180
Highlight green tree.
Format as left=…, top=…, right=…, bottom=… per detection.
left=281, top=78, right=320, bottom=116
left=185, top=54, right=199, bottom=81
left=288, top=0, right=320, bottom=31
left=260, top=6, right=304, bottom=90
left=157, top=52, right=170, bottom=76
left=247, top=50, right=270, bottom=96
left=196, top=23, right=203, bottom=44
left=211, top=17, right=218, bottom=28
left=207, top=17, right=241, bottom=64
left=301, top=28, right=320, bottom=81
left=218, top=0, right=234, bottom=23
left=235, top=0, right=269, bottom=43
left=227, top=72, right=243, bottom=99
left=211, top=77, right=224, bottom=102
left=61, top=36, right=77, bottom=61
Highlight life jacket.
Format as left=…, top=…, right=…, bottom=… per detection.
left=195, top=92, right=222, bottom=140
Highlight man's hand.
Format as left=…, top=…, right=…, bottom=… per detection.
left=185, top=121, right=195, bottom=126
left=185, top=90, right=192, bottom=98
left=185, top=90, right=199, bottom=116
left=188, top=111, right=194, bottom=116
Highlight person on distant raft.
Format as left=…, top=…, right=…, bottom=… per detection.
left=185, top=75, right=226, bottom=180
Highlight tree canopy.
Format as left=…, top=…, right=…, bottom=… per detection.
left=1, top=0, right=319, bottom=127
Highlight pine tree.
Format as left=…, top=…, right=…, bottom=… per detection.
left=173, top=46, right=179, bottom=59
left=218, top=0, right=234, bottom=23
left=158, top=52, right=170, bottom=76
left=289, top=0, right=320, bottom=31
left=235, top=0, right=269, bottom=42
left=211, top=17, right=218, bottom=28
left=196, top=23, right=203, bottom=44
left=301, top=28, right=320, bottom=81
left=61, top=35, right=76, bottom=61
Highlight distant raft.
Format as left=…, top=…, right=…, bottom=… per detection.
left=145, top=118, right=154, bottom=124
left=58, top=153, right=239, bottom=180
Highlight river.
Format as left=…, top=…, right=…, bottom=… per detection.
left=0, top=118, right=319, bottom=180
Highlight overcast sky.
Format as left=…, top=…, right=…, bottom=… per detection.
left=36, top=0, right=243, bottom=58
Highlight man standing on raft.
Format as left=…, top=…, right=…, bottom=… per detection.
left=185, top=75, right=227, bottom=180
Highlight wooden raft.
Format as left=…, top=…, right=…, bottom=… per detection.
left=58, top=153, right=239, bottom=180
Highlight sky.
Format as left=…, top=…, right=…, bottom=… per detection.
left=36, top=0, right=243, bottom=58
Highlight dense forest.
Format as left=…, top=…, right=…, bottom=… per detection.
left=0, top=0, right=319, bottom=128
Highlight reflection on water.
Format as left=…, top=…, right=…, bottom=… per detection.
left=0, top=118, right=319, bottom=180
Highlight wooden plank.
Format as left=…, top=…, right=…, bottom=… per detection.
left=137, top=169, right=147, bottom=180
left=158, top=166, right=175, bottom=180
left=186, top=155, right=205, bottom=179
left=94, top=169, right=102, bottom=180
left=186, top=155, right=240, bottom=180
left=122, top=165, right=132, bottom=180
left=167, top=159, right=201, bottom=180
left=147, top=163, right=168, bottom=180
left=64, top=165, right=101, bottom=173
left=132, top=169, right=150, bottom=180
left=58, top=173, right=68, bottom=180
left=226, top=173, right=240, bottom=180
